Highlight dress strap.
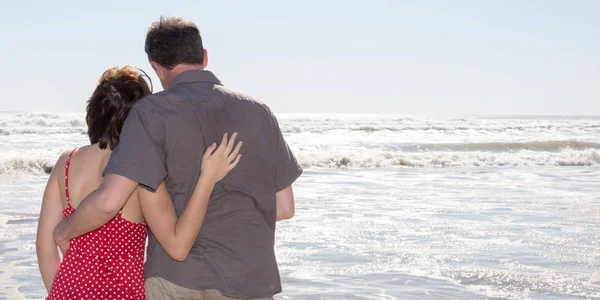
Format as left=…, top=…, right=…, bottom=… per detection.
left=65, top=148, right=77, bottom=209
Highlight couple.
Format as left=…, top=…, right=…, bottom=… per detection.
left=36, top=16, right=302, bottom=300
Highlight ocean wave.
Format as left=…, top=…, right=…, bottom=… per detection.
left=3, top=113, right=599, bottom=138
left=0, top=157, right=54, bottom=176
left=0, top=127, right=87, bottom=135
left=399, top=141, right=600, bottom=152
left=0, top=112, right=86, bottom=134
left=296, top=148, right=600, bottom=169
left=2, top=113, right=600, bottom=174
left=2, top=149, right=598, bottom=176
left=284, top=124, right=600, bottom=134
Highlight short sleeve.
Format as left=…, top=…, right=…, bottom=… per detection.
left=269, top=112, right=303, bottom=193
left=103, top=105, right=167, bottom=191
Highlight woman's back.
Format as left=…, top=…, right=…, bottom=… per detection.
left=46, top=145, right=148, bottom=300
left=61, top=145, right=144, bottom=223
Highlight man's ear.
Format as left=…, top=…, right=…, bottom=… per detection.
left=202, top=49, right=208, bottom=69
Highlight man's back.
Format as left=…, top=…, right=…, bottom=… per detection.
left=121, top=70, right=302, bottom=298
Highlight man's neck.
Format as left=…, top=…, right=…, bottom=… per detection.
left=164, top=64, right=204, bottom=88
left=170, top=64, right=203, bottom=77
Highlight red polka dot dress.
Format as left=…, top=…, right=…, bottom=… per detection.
left=47, top=149, right=148, bottom=300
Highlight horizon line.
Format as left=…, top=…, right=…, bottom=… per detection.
left=1, top=110, right=599, bottom=118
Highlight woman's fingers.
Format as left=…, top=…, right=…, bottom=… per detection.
left=224, top=132, right=238, bottom=156
left=228, top=154, right=241, bottom=170
left=203, top=143, right=217, bottom=161
left=228, top=141, right=243, bottom=162
left=216, top=133, right=228, bottom=155
left=208, top=132, right=241, bottom=161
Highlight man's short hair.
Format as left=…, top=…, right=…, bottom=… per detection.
left=145, top=16, right=204, bottom=70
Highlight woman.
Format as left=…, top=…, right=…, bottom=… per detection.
left=35, top=65, right=242, bottom=299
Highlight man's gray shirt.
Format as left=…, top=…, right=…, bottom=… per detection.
left=104, top=70, right=302, bottom=298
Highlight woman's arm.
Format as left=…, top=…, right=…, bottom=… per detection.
left=36, top=152, right=68, bottom=293
left=139, top=133, right=242, bottom=261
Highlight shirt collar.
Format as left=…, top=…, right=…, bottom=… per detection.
left=170, top=69, right=222, bottom=87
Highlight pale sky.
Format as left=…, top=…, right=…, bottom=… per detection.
left=0, top=0, right=598, bottom=115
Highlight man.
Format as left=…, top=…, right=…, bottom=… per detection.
left=53, top=16, right=302, bottom=300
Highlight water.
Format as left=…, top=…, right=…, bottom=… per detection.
left=278, top=169, right=599, bottom=299
left=0, top=112, right=599, bottom=299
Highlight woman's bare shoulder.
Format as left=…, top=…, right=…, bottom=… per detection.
left=51, top=149, right=74, bottom=175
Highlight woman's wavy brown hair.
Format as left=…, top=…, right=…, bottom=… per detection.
left=86, top=65, right=151, bottom=150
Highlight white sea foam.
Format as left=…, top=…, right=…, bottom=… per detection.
left=296, top=148, right=600, bottom=169
left=1, top=113, right=600, bottom=176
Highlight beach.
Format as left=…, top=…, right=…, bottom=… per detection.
left=1, top=112, right=599, bottom=299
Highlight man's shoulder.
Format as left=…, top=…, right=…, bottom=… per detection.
left=214, top=85, right=264, bottom=104
left=135, top=92, right=168, bottom=110
left=132, top=84, right=275, bottom=121
left=213, top=85, right=274, bottom=115
left=130, top=92, right=177, bottom=121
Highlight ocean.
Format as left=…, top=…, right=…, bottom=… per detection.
left=0, top=112, right=599, bottom=299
